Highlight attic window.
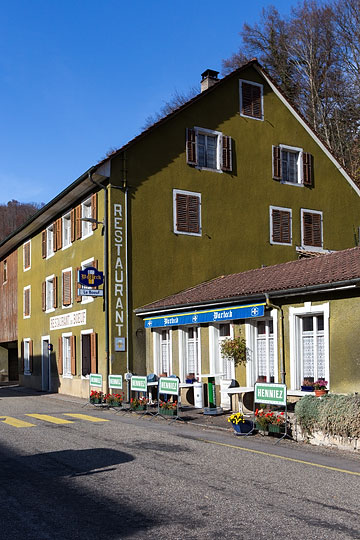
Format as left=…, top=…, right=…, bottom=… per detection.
left=240, top=80, right=263, bottom=120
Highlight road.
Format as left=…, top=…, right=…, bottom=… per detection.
left=1, top=386, right=360, bottom=540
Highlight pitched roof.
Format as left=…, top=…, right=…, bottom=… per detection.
left=136, top=247, right=360, bottom=313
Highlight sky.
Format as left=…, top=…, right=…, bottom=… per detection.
left=0, top=0, right=293, bottom=205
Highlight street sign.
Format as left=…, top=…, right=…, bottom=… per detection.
left=108, top=374, right=123, bottom=390
left=130, top=376, right=147, bottom=392
left=90, top=373, right=103, bottom=388
left=254, top=383, right=287, bottom=406
left=159, top=377, right=179, bottom=395
left=78, top=267, right=104, bottom=287
left=79, top=289, right=104, bottom=297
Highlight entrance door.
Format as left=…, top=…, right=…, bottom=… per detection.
left=42, top=338, right=51, bottom=391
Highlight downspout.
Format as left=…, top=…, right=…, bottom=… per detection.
left=265, top=293, right=285, bottom=384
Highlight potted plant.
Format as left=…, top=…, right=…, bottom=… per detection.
left=130, top=396, right=148, bottom=411
left=113, top=393, right=124, bottom=407
left=268, top=411, right=286, bottom=434
left=227, top=412, right=253, bottom=435
left=104, top=392, right=123, bottom=407
left=255, top=409, right=286, bottom=434
left=220, top=336, right=247, bottom=368
left=301, top=379, right=314, bottom=392
left=90, top=390, right=103, bottom=405
left=313, top=379, right=328, bottom=397
left=159, top=400, right=177, bottom=416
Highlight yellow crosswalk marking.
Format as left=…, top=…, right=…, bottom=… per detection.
left=0, top=416, right=36, bottom=428
left=64, top=413, right=109, bottom=423
left=26, top=414, right=73, bottom=424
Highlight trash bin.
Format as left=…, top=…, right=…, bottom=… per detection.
left=193, top=382, right=203, bottom=408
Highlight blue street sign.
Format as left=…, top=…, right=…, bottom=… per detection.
left=78, top=267, right=104, bottom=287
left=144, top=303, right=265, bottom=328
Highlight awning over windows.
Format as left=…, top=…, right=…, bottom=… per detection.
left=144, top=303, right=266, bottom=329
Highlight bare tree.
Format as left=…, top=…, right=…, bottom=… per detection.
left=0, top=200, right=44, bottom=242
left=142, top=87, right=199, bottom=130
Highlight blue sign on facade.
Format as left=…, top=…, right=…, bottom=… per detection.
left=78, top=267, right=104, bottom=287
left=144, top=303, right=265, bottom=328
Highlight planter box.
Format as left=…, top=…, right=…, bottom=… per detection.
left=160, top=408, right=177, bottom=416
left=90, top=398, right=102, bottom=405
left=232, top=419, right=253, bottom=435
left=131, top=405, right=146, bottom=411
left=268, top=423, right=285, bottom=434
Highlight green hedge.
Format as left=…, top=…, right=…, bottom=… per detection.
left=294, top=394, right=360, bottom=438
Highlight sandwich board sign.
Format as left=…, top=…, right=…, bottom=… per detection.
left=254, top=383, right=287, bottom=406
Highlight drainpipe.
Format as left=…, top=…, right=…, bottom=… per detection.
left=265, top=293, right=285, bottom=384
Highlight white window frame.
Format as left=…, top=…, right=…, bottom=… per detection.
left=23, top=285, right=31, bottom=319
left=62, top=267, right=73, bottom=309
left=278, top=144, right=304, bottom=186
left=62, top=212, right=72, bottom=250
left=81, top=198, right=93, bottom=239
left=80, top=257, right=95, bottom=304
left=208, top=323, right=236, bottom=384
left=23, top=240, right=31, bottom=271
left=289, top=302, right=330, bottom=391
left=62, top=332, right=73, bottom=378
left=300, top=208, right=324, bottom=252
left=80, top=328, right=93, bottom=379
left=23, top=338, right=31, bottom=375
left=245, top=311, right=278, bottom=387
left=193, top=126, right=223, bottom=172
left=152, top=328, right=172, bottom=376
left=45, top=274, right=55, bottom=313
left=173, top=189, right=202, bottom=237
left=239, top=79, right=264, bottom=121
left=179, top=326, right=202, bottom=382
left=269, top=205, right=292, bottom=246
left=46, top=224, right=55, bottom=258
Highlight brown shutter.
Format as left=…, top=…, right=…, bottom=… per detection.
left=71, top=209, right=76, bottom=242
left=56, top=218, right=62, bottom=249
left=70, top=335, right=76, bottom=376
left=29, top=340, right=33, bottom=373
left=53, top=276, right=58, bottom=308
left=273, top=146, right=282, bottom=180
left=24, top=243, right=30, bottom=268
left=62, top=271, right=71, bottom=306
left=42, top=281, right=46, bottom=311
left=76, top=205, right=82, bottom=240
left=53, top=222, right=57, bottom=252
left=303, top=212, right=322, bottom=247
left=58, top=337, right=63, bottom=375
left=176, top=193, right=188, bottom=232
left=41, top=230, right=47, bottom=258
left=242, top=82, right=262, bottom=118
left=303, top=152, right=313, bottom=187
left=176, top=194, right=200, bottom=234
left=90, top=332, right=97, bottom=373
left=24, top=288, right=30, bottom=317
left=188, top=196, right=200, bottom=234
left=21, top=341, right=24, bottom=373
left=75, top=267, right=81, bottom=302
left=221, top=136, right=232, bottom=172
left=91, top=193, right=98, bottom=230
left=186, top=128, right=197, bottom=165
left=272, top=209, right=291, bottom=244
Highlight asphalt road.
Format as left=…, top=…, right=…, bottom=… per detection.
left=1, top=386, right=360, bottom=540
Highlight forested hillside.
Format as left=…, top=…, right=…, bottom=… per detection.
left=0, top=200, right=43, bottom=243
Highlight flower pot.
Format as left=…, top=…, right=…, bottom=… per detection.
left=314, top=389, right=328, bottom=397
left=131, top=405, right=146, bottom=411
left=232, top=419, right=253, bottom=435
left=160, top=408, right=177, bottom=416
left=268, top=423, right=285, bottom=434
left=90, top=398, right=102, bottom=405
left=255, top=422, right=269, bottom=434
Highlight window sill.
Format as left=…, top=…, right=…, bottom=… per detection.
left=174, top=230, right=202, bottom=237
left=62, top=374, right=73, bottom=379
left=23, top=371, right=32, bottom=376
left=195, top=166, right=223, bottom=174
left=62, top=243, right=72, bottom=251
left=279, top=181, right=304, bottom=187
left=46, top=253, right=55, bottom=260
left=296, top=245, right=328, bottom=254
left=270, top=240, right=292, bottom=246
left=240, top=112, right=263, bottom=122
left=45, top=308, right=55, bottom=314
left=81, top=232, right=93, bottom=241
left=23, top=266, right=31, bottom=272
left=23, top=315, right=31, bottom=319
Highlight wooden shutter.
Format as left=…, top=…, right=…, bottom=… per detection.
left=42, top=281, right=46, bottom=311
left=188, top=196, right=200, bottom=234
left=24, top=243, right=30, bottom=268
left=186, top=128, right=197, bottom=165
left=303, top=152, right=313, bottom=187
left=303, top=212, right=322, bottom=247
left=176, top=193, right=200, bottom=234
left=272, top=209, right=291, bottom=244
left=41, top=230, right=47, bottom=258
left=70, top=335, right=76, bottom=376
left=75, top=267, right=81, bottom=302
left=91, top=193, right=98, bottom=230
left=90, top=332, right=97, bottom=373
left=24, top=288, right=30, bottom=317
left=221, top=136, right=232, bottom=172
left=242, top=82, right=262, bottom=119
left=81, top=334, right=91, bottom=376
left=62, top=271, right=72, bottom=306
left=58, top=337, right=63, bottom=375
left=53, top=222, right=57, bottom=252
left=76, top=205, right=82, bottom=240
left=21, top=341, right=24, bottom=373
left=29, top=340, right=33, bottom=373
left=53, top=276, right=58, bottom=308
left=273, top=146, right=282, bottom=180
left=56, top=218, right=62, bottom=249
left=70, top=209, right=76, bottom=242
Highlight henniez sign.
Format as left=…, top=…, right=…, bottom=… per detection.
left=254, top=383, right=287, bottom=406
left=158, top=377, right=179, bottom=395
left=144, top=303, right=265, bottom=329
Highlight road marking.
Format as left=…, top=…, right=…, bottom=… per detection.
left=0, top=416, right=36, bottom=428
left=200, top=438, right=360, bottom=477
left=26, top=414, right=73, bottom=424
left=64, top=413, right=109, bottom=422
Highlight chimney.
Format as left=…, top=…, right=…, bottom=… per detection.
left=201, top=69, right=219, bottom=92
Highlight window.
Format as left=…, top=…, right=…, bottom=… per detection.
left=153, top=328, right=172, bottom=376
left=240, top=80, right=263, bottom=120
left=23, top=286, right=31, bottom=318
left=186, top=127, right=232, bottom=172
left=42, top=275, right=57, bottom=312
left=62, top=212, right=72, bottom=249
left=289, top=303, right=329, bottom=390
left=23, top=241, right=31, bottom=270
left=273, top=145, right=313, bottom=186
left=245, top=314, right=278, bottom=386
left=81, top=331, right=97, bottom=376
left=59, top=334, right=76, bottom=377
left=301, top=209, right=323, bottom=250
left=81, top=199, right=92, bottom=238
left=62, top=268, right=72, bottom=307
left=270, top=206, right=292, bottom=245
left=22, top=338, right=33, bottom=374
left=3, top=260, right=7, bottom=284
left=173, top=189, right=201, bottom=236
left=46, top=224, right=54, bottom=258
left=218, top=323, right=235, bottom=380
left=182, top=326, right=201, bottom=381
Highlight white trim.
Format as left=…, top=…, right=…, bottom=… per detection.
left=279, top=144, right=304, bottom=185
left=152, top=328, right=173, bottom=376
left=300, top=208, right=323, bottom=251
left=173, top=189, right=202, bottom=237
left=46, top=224, right=55, bottom=259
left=23, top=285, right=31, bottom=319
left=81, top=197, right=93, bottom=240
left=61, top=331, right=73, bottom=379
left=193, top=126, right=223, bottom=172
left=255, top=65, right=360, bottom=197
left=45, top=274, right=56, bottom=313
left=23, top=240, right=31, bottom=272
left=239, top=79, right=264, bottom=121
left=62, top=212, right=72, bottom=250
left=61, top=267, right=73, bottom=309
left=269, top=205, right=292, bottom=246
left=245, top=311, right=278, bottom=385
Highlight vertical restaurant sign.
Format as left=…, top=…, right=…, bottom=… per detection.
left=113, top=203, right=126, bottom=348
